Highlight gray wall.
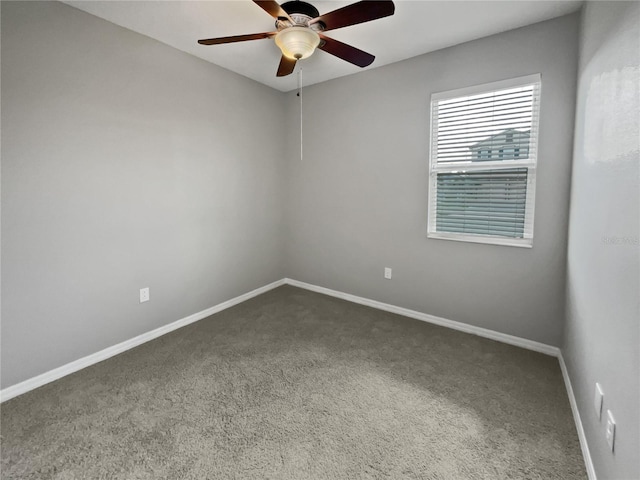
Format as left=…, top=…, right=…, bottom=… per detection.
left=284, top=14, right=579, bottom=346
left=563, top=2, right=640, bottom=479
left=1, top=1, right=286, bottom=389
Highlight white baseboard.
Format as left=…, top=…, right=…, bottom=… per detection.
left=284, top=278, right=560, bottom=356
left=558, top=353, right=597, bottom=480
left=0, top=279, right=286, bottom=403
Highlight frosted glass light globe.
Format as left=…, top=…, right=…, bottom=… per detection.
left=275, top=27, right=320, bottom=60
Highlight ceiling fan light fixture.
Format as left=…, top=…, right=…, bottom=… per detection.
left=198, top=0, right=396, bottom=77
left=275, top=26, right=320, bottom=60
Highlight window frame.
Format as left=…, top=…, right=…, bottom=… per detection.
left=427, top=74, right=541, bottom=248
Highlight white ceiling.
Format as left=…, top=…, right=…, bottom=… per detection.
left=64, top=0, right=583, bottom=92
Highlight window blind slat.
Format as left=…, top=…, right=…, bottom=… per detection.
left=438, top=91, right=533, bottom=112
left=438, top=121, right=535, bottom=133
left=439, top=112, right=533, bottom=128
left=438, top=103, right=534, bottom=121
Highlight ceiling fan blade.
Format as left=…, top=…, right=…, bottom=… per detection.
left=277, top=55, right=297, bottom=77
left=253, top=0, right=293, bottom=22
left=198, top=32, right=276, bottom=45
left=309, top=1, right=395, bottom=32
left=318, top=34, right=375, bottom=68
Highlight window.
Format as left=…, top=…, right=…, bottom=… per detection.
left=427, top=74, right=541, bottom=247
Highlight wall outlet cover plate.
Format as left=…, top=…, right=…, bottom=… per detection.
left=140, top=287, right=150, bottom=303
left=594, top=383, right=604, bottom=419
left=605, top=409, right=616, bottom=452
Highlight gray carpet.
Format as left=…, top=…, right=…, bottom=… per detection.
left=1, top=285, right=585, bottom=479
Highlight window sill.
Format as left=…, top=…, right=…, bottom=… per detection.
left=427, top=232, right=533, bottom=248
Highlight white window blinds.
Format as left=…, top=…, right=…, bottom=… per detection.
left=428, top=74, right=541, bottom=247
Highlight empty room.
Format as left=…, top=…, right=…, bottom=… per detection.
left=1, top=0, right=638, bottom=479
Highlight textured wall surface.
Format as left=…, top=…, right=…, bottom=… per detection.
left=1, top=1, right=286, bottom=388
left=563, top=2, right=640, bottom=479
left=284, top=14, right=579, bottom=346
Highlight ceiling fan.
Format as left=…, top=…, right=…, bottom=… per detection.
left=198, top=0, right=395, bottom=77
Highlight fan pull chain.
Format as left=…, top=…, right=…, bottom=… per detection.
left=298, top=66, right=303, bottom=161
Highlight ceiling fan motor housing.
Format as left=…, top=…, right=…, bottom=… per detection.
left=281, top=1, right=319, bottom=19
left=277, top=1, right=325, bottom=30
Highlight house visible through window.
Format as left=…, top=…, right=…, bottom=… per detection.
left=427, top=74, right=541, bottom=247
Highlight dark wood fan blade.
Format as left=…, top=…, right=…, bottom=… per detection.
left=276, top=55, right=297, bottom=77
left=198, top=32, right=276, bottom=45
left=253, top=0, right=293, bottom=22
left=318, top=34, right=374, bottom=67
left=309, top=1, right=394, bottom=31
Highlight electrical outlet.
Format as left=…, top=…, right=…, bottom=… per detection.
left=605, top=410, right=616, bottom=452
left=594, top=383, right=604, bottom=420
left=384, top=267, right=392, bottom=279
left=140, top=287, right=150, bottom=303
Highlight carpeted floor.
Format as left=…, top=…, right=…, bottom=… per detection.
left=1, top=285, right=585, bottom=479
